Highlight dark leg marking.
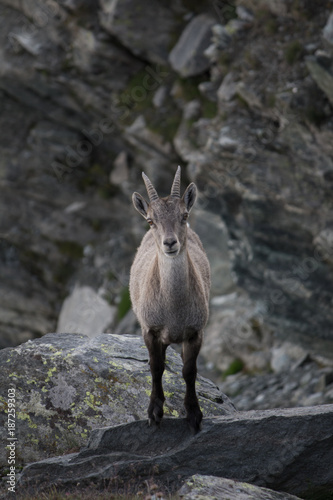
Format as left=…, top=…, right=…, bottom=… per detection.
left=182, top=334, right=203, bottom=434
left=144, top=330, right=168, bottom=426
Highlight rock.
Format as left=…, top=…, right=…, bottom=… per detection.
left=220, top=354, right=333, bottom=411
left=1, top=0, right=333, bottom=425
left=217, top=71, right=238, bottom=103
left=236, top=81, right=263, bottom=111
left=109, top=151, right=129, bottom=187
left=236, top=6, right=254, bottom=23
left=178, top=475, right=301, bottom=500
left=323, top=10, right=333, bottom=50
left=99, top=0, right=184, bottom=64
left=190, top=209, right=234, bottom=296
left=201, top=292, right=272, bottom=375
left=306, top=55, right=333, bottom=106
left=17, top=405, right=333, bottom=498
left=235, top=0, right=288, bottom=17
left=0, top=1, right=144, bottom=346
left=125, top=115, right=173, bottom=159
left=56, top=285, right=117, bottom=337
left=152, top=85, right=168, bottom=108
left=210, top=23, right=232, bottom=50
left=218, top=133, right=239, bottom=152
left=169, top=14, right=216, bottom=77
left=270, top=342, right=308, bottom=374
left=0, top=333, right=234, bottom=466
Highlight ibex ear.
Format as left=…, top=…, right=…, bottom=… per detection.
left=132, top=192, right=149, bottom=218
left=183, top=183, right=197, bottom=213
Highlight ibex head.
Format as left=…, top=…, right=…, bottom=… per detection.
left=132, top=166, right=197, bottom=258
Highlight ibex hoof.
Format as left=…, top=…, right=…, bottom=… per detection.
left=186, top=407, right=203, bottom=434
left=148, top=397, right=164, bottom=426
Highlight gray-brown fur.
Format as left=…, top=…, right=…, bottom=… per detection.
left=129, top=166, right=211, bottom=433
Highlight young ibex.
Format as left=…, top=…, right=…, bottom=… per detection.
left=129, top=166, right=211, bottom=433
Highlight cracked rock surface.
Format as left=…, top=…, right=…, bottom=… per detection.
left=17, top=405, right=333, bottom=499
left=0, top=332, right=234, bottom=466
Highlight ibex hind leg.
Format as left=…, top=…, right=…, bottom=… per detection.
left=182, top=335, right=203, bottom=434
left=144, top=330, right=167, bottom=426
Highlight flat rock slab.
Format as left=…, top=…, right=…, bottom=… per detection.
left=18, top=405, right=333, bottom=498
left=0, top=333, right=234, bottom=466
left=178, top=475, right=302, bottom=500
left=169, top=14, right=215, bottom=77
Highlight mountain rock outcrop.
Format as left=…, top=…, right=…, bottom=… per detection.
left=0, top=332, right=234, bottom=466
left=17, top=405, right=333, bottom=498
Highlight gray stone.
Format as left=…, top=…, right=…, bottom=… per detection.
left=220, top=353, right=333, bottom=412
left=217, top=72, right=238, bottom=103
left=323, top=11, right=333, bottom=49
left=178, top=475, right=301, bottom=500
left=306, top=55, right=333, bottom=106
left=56, top=285, right=117, bottom=337
left=0, top=333, right=234, bottom=466
left=169, top=14, right=215, bottom=77
left=99, top=0, right=184, bottom=64
left=201, top=292, right=271, bottom=375
left=109, top=151, right=129, bottom=186
left=17, top=405, right=333, bottom=498
left=191, top=209, right=234, bottom=296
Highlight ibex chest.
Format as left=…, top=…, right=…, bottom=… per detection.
left=141, top=257, right=209, bottom=342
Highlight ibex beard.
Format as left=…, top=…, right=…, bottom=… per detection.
left=129, top=166, right=211, bottom=433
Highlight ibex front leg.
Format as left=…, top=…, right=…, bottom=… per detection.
left=144, top=330, right=167, bottom=426
left=182, top=334, right=203, bottom=434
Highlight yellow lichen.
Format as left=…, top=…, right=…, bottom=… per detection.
left=45, top=366, right=57, bottom=382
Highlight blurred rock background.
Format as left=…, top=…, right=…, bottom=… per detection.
left=1, top=0, right=333, bottom=410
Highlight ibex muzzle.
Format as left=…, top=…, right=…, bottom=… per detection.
left=129, top=166, right=211, bottom=433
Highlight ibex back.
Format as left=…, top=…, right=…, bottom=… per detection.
left=129, top=166, right=211, bottom=433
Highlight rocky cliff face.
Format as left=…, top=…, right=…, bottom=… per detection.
left=1, top=0, right=333, bottom=376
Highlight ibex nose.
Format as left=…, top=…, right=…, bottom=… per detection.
left=163, top=238, right=177, bottom=249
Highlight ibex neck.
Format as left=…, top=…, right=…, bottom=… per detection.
left=157, top=250, right=190, bottom=297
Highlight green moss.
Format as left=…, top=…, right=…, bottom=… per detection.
left=117, top=287, right=131, bottom=321
left=202, top=99, right=217, bottom=119
left=90, top=219, right=103, bottom=232
left=223, top=359, right=244, bottom=378
left=19, top=248, right=45, bottom=282
left=148, top=110, right=182, bottom=142
left=244, top=50, right=262, bottom=70
left=264, top=17, right=278, bottom=35
left=55, top=241, right=83, bottom=259
left=265, top=92, right=276, bottom=108
left=284, top=40, right=303, bottom=65
left=304, top=105, right=327, bottom=126
left=53, top=261, right=75, bottom=285
left=176, top=76, right=202, bottom=101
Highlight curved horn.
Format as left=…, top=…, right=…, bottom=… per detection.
left=170, top=165, right=181, bottom=198
left=142, top=172, right=159, bottom=202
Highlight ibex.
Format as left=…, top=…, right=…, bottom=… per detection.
left=129, top=166, right=211, bottom=433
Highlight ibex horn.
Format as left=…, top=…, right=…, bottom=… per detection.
left=142, top=172, right=159, bottom=202
left=170, top=165, right=181, bottom=198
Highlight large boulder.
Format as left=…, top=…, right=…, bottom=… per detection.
left=17, top=405, right=333, bottom=498
left=0, top=333, right=234, bottom=466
